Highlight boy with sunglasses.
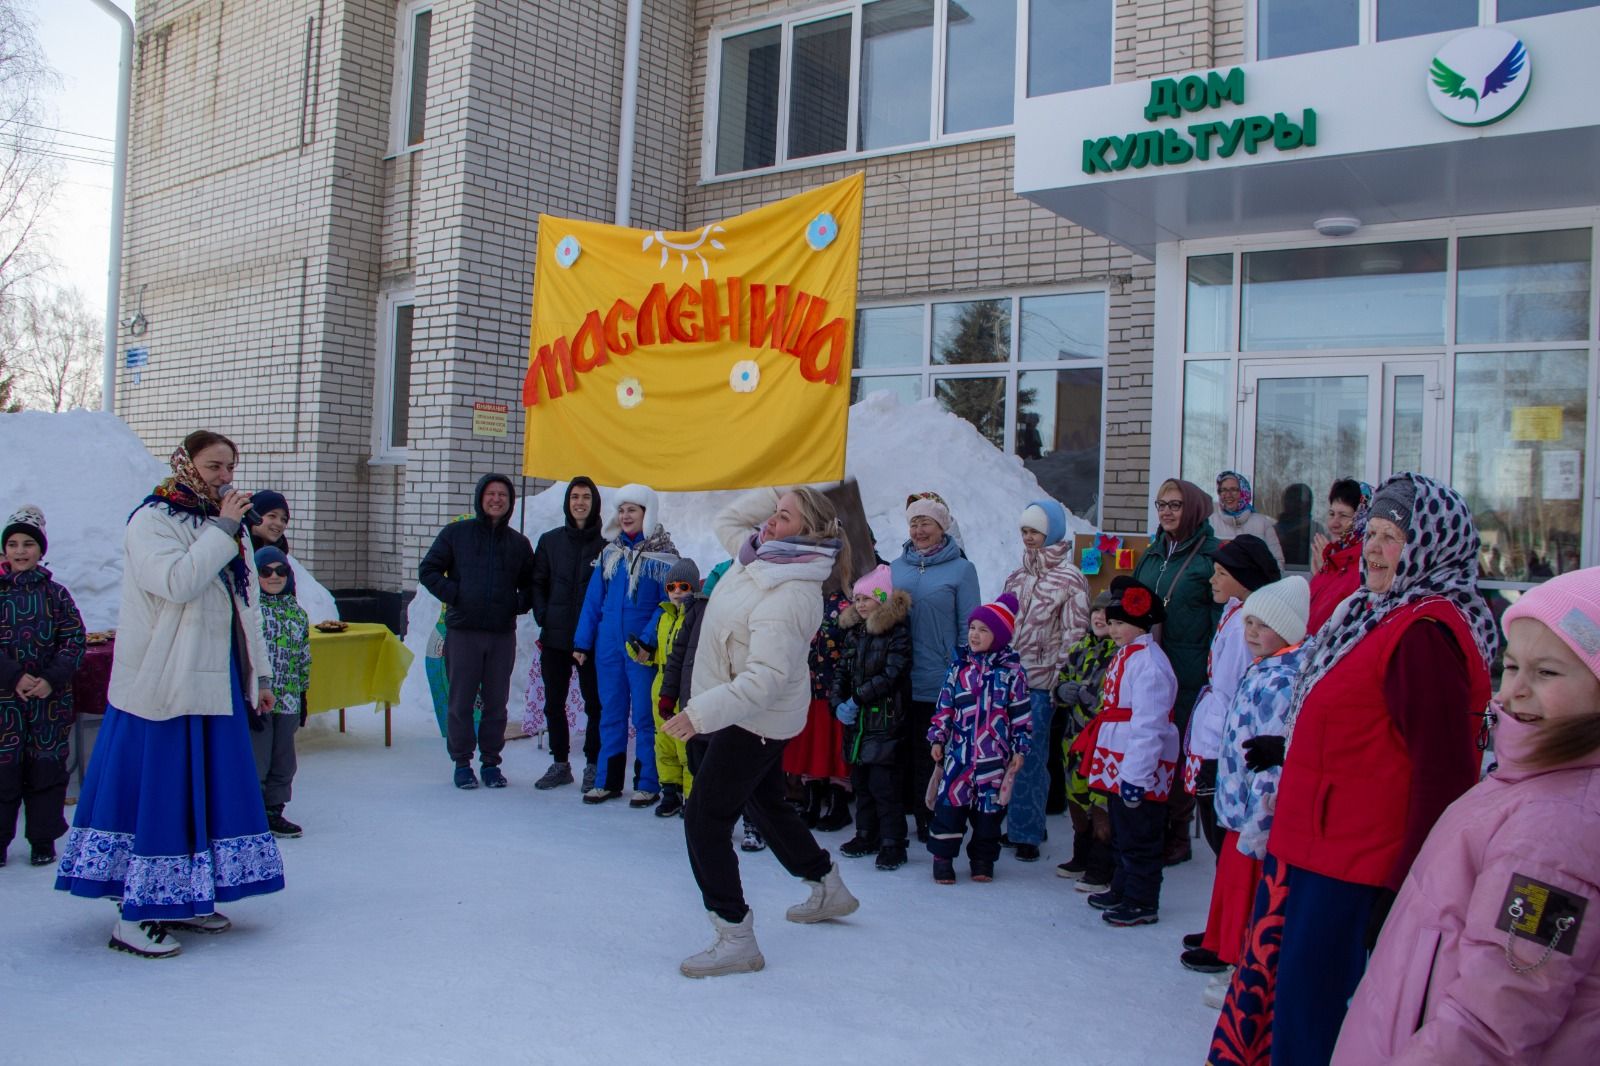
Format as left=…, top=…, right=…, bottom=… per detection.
left=647, top=558, right=702, bottom=817
left=253, top=546, right=311, bottom=838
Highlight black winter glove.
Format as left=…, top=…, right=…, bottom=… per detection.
left=1241, top=735, right=1286, bottom=772
left=248, top=709, right=266, bottom=733
left=1055, top=680, right=1082, bottom=706
left=1364, top=888, right=1397, bottom=952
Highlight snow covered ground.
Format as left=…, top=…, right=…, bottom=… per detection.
left=1, top=710, right=1221, bottom=1065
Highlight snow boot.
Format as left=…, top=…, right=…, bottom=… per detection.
left=534, top=761, right=574, bottom=790
left=1076, top=875, right=1112, bottom=894
left=110, top=917, right=181, bottom=959
left=1181, top=946, right=1228, bottom=973
left=1183, top=931, right=1207, bottom=950
left=679, top=911, right=765, bottom=978
left=454, top=766, right=479, bottom=790
left=799, top=780, right=826, bottom=828
left=740, top=820, right=767, bottom=852
left=265, top=806, right=302, bottom=838
left=581, top=762, right=597, bottom=792
left=481, top=766, right=508, bottom=789
left=1102, top=901, right=1160, bottom=927
left=163, top=912, right=233, bottom=935
left=30, top=844, right=56, bottom=866
left=582, top=787, right=622, bottom=805
left=1204, top=967, right=1235, bottom=1009
left=932, top=858, right=956, bottom=885
left=654, top=786, right=684, bottom=818
left=839, top=834, right=879, bottom=859
left=1086, top=889, right=1124, bottom=910
left=815, top=784, right=853, bottom=832
left=1056, top=860, right=1085, bottom=879
left=629, top=789, right=660, bottom=809
left=1014, top=843, right=1040, bottom=862
left=970, top=859, right=995, bottom=882
left=785, top=863, right=859, bottom=923
left=874, top=843, right=907, bottom=871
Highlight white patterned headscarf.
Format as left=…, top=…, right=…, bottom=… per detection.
left=1286, top=472, right=1498, bottom=734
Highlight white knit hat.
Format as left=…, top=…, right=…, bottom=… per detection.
left=604, top=483, right=660, bottom=539
left=1242, top=576, right=1311, bottom=646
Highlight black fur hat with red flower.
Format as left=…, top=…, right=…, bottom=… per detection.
left=1105, top=575, right=1164, bottom=631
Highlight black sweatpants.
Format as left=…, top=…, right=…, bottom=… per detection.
left=538, top=643, right=602, bottom=765
left=850, top=760, right=904, bottom=846
left=1194, top=758, right=1225, bottom=857
left=1046, top=706, right=1068, bottom=814
left=1109, top=794, right=1167, bottom=908
left=445, top=628, right=516, bottom=768
left=900, top=700, right=937, bottom=832
left=0, top=751, right=68, bottom=850
left=927, top=801, right=1005, bottom=863
left=683, top=726, right=832, bottom=923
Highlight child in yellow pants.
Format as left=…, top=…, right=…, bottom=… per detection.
left=647, top=557, right=701, bottom=817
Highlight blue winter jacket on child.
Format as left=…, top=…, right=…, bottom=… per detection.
left=1215, top=643, right=1305, bottom=859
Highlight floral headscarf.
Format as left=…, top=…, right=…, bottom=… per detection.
left=135, top=445, right=253, bottom=603
left=1286, top=472, right=1498, bottom=738
left=1325, top=479, right=1374, bottom=561
left=1215, top=470, right=1253, bottom=517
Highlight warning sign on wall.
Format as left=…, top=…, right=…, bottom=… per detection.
left=472, top=402, right=508, bottom=438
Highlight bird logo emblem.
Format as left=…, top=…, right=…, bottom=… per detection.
left=1427, top=29, right=1532, bottom=127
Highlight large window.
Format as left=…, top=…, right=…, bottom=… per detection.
left=374, top=291, right=415, bottom=460
left=852, top=290, right=1108, bottom=523
left=390, top=2, right=434, bottom=152
left=712, top=1, right=1111, bottom=176
left=1241, top=240, right=1447, bottom=350
left=1254, top=0, right=1597, bottom=58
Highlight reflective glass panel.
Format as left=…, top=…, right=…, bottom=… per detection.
left=1180, top=360, right=1230, bottom=489
left=1377, top=0, right=1476, bottom=41
left=1186, top=254, right=1233, bottom=353
left=855, top=305, right=926, bottom=369
left=1453, top=350, right=1588, bottom=583
left=851, top=374, right=923, bottom=405
left=932, top=299, right=1010, bottom=364
left=1498, top=1, right=1599, bottom=18
left=1018, top=367, right=1103, bottom=525
left=1258, top=0, right=1357, bottom=58
left=935, top=375, right=1007, bottom=448
left=716, top=27, right=781, bottom=174
left=1252, top=375, right=1369, bottom=568
left=1457, top=229, right=1592, bottom=345
left=1390, top=374, right=1424, bottom=477
left=1019, top=292, right=1105, bottom=362
left=1242, top=240, right=1447, bottom=350
left=1027, top=0, right=1113, bottom=96
left=788, top=16, right=852, bottom=160
left=406, top=10, right=433, bottom=146
left=390, top=304, right=414, bottom=448
left=860, top=0, right=935, bottom=150
left=944, top=0, right=1016, bottom=133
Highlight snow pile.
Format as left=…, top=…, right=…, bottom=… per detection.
left=400, top=391, right=1093, bottom=726
left=0, top=410, right=338, bottom=628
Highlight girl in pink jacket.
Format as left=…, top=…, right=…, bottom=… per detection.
left=1333, top=566, right=1600, bottom=1064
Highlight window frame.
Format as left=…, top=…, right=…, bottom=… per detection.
left=387, top=0, right=434, bottom=157
left=851, top=285, right=1110, bottom=522
left=1246, top=0, right=1596, bottom=61
left=372, top=287, right=416, bottom=465
left=705, top=0, right=1070, bottom=181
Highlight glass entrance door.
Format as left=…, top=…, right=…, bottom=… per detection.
left=1237, top=357, right=1441, bottom=568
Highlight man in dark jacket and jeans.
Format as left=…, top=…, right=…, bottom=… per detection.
left=530, top=477, right=604, bottom=791
left=419, top=473, right=536, bottom=790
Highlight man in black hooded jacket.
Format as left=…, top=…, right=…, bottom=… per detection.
left=419, top=473, right=536, bottom=790
left=529, top=477, right=605, bottom=790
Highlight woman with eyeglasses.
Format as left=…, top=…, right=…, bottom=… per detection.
left=1131, top=478, right=1223, bottom=866
left=1211, top=472, right=1285, bottom=569
left=890, top=491, right=981, bottom=844
left=55, top=431, right=285, bottom=959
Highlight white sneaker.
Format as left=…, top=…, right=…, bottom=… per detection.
left=785, top=863, right=860, bottom=924
left=163, top=911, right=232, bottom=935
left=679, top=910, right=765, bottom=978
left=110, top=917, right=181, bottom=958
left=1203, top=966, right=1235, bottom=1010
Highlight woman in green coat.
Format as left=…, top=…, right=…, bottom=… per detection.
left=1132, top=477, right=1222, bottom=864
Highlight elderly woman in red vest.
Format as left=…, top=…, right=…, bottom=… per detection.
left=1209, top=473, right=1497, bottom=1066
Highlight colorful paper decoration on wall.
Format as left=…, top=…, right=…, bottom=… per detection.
left=522, top=174, right=865, bottom=489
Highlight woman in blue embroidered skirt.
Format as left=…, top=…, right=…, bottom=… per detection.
left=56, top=431, right=285, bottom=957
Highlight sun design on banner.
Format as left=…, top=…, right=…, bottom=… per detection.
left=642, top=224, right=727, bottom=279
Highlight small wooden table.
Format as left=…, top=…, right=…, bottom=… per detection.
left=307, top=622, right=414, bottom=746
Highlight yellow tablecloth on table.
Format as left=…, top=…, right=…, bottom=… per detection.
left=307, top=622, right=414, bottom=715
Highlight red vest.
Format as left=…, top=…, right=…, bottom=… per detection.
left=1268, top=597, right=1490, bottom=887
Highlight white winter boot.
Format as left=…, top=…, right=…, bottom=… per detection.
left=110, top=916, right=182, bottom=958
left=679, top=910, right=765, bottom=978
left=163, top=911, right=232, bottom=934
left=785, top=862, right=860, bottom=924
left=1203, top=966, right=1235, bottom=1009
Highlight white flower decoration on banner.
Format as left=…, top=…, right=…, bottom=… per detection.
left=554, top=236, right=582, bottom=269
left=805, top=213, right=838, bottom=251
left=616, top=377, right=643, bottom=409
left=729, top=360, right=760, bottom=393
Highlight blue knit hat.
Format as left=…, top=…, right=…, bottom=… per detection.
left=254, top=545, right=296, bottom=595
left=1019, top=498, right=1068, bottom=546
left=252, top=490, right=290, bottom=519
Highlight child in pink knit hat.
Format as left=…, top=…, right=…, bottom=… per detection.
left=1333, top=566, right=1600, bottom=1064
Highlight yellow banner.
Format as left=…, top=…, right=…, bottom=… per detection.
left=522, top=174, right=864, bottom=490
